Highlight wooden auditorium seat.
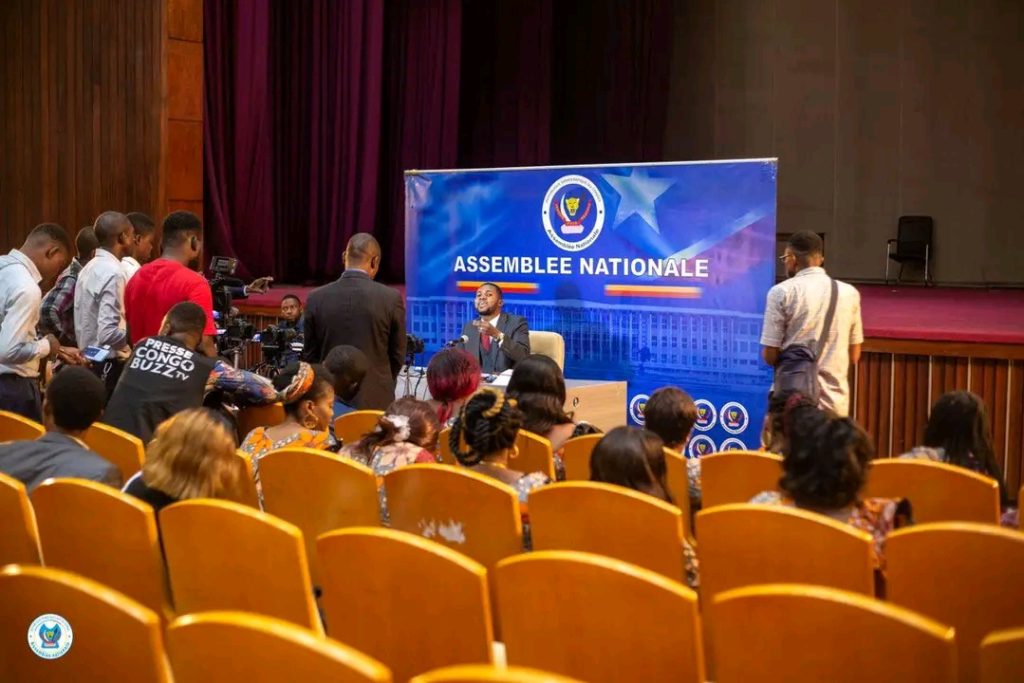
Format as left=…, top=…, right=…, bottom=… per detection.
left=711, top=584, right=955, bottom=682
left=233, top=449, right=262, bottom=508
left=980, top=627, right=1024, bottom=683
left=260, top=448, right=380, bottom=585
left=864, top=459, right=1001, bottom=524
left=696, top=504, right=875, bottom=679
left=886, top=523, right=1024, bottom=683
left=0, top=409, right=44, bottom=441
left=438, top=425, right=468, bottom=466
left=514, top=430, right=556, bottom=479
left=82, top=422, right=144, bottom=481
left=0, top=471, right=42, bottom=564
left=32, top=478, right=172, bottom=622
left=160, top=499, right=322, bottom=633
left=411, top=664, right=584, bottom=683
left=662, top=447, right=696, bottom=543
left=529, top=481, right=688, bottom=582
left=334, top=410, right=385, bottom=446
left=236, top=402, right=286, bottom=440
left=559, top=433, right=602, bottom=481
left=700, top=450, right=783, bottom=508
left=495, top=551, right=703, bottom=683
left=318, top=528, right=493, bottom=682
left=0, top=564, right=170, bottom=682
left=385, top=464, right=523, bottom=570
left=166, top=611, right=391, bottom=683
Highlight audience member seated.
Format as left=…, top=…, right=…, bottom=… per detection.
left=507, top=354, right=600, bottom=478
left=643, top=386, right=703, bottom=508
left=240, top=362, right=336, bottom=505
left=449, top=387, right=550, bottom=505
left=322, top=345, right=368, bottom=420
left=0, top=367, right=120, bottom=490
left=590, top=426, right=699, bottom=588
left=103, top=302, right=278, bottom=443
left=760, top=390, right=815, bottom=454
left=123, top=408, right=248, bottom=513
left=751, top=403, right=912, bottom=570
left=342, top=397, right=440, bottom=520
left=899, top=390, right=1016, bottom=526
left=426, top=348, right=481, bottom=426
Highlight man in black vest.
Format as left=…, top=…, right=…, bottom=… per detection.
left=103, top=302, right=278, bottom=443
left=460, top=282, right=530, bottom=374
left=303, top=233, right=406, bottom=410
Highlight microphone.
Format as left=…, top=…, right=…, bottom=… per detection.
left=444, top=335, right=469, bottom=348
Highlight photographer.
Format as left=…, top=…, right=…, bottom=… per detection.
left=125, top=211, right=271, bottom=355
left=104, top=302, right=278, bottom=444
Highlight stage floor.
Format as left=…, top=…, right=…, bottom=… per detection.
left=243, top=284, right=1024, bottom=345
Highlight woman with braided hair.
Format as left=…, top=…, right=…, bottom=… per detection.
left=239, top=361, right=337, bottom=507
left=342, top=397, right=440, bottom=521
left=449, top=387, right=551, bottom=506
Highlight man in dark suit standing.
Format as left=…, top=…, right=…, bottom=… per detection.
left=303, top=233, right=406, bottom=410
left=460, top=282, right=530, bottom=374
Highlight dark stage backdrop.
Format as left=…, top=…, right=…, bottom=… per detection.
left=203, top=0, right=672, bottom=284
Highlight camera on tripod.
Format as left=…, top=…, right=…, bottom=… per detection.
left=258, top=324, right=303, bottom=368
left=206, top=255, right=255, bottom=358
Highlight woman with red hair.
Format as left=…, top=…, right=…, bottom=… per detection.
left=426, top=348, right=481, bottom=426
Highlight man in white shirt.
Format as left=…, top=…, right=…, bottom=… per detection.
left=75, top=211, right=135, bottom=395
left=459, top=282, right=530, bottom=374
left=760, top=231, right=863, bottom=417
left=0, top=223, right=72, bottom=420
left=121, top=212, right=156, bottom=281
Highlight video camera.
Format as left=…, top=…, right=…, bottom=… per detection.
left=206, top=256, right=255, bottom=359
left=258, top=324, right=304, bottom=369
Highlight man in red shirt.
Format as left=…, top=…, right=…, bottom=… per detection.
left=125, top=211, right=219, bottom=354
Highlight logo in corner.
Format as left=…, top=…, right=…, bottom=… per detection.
left=541, top=174, right=605, bottom=252
left=692, top=399, right=717, bottom=432
left=719, top=438, right=748, bottom=451
left=28, top=614, right=73, bottom=659
left=629, top=393, right=649, bottom=425
left=720, top=401, right=750, bottom=435
left=688, top=435, right=717, bottom=458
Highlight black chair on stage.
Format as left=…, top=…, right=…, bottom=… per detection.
left=886, top=215, right=933, bottom=285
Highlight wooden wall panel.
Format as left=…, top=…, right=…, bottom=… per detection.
left=0, top=0, right=164, bottom=249
left=168, top=0, right=203, bottom=41
left=855, top=344, right=1023, bottom=501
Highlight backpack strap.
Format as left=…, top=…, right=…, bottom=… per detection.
left=817, top=279, right=839, bottom=357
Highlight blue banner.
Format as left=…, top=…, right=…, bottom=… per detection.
left=405, top=159, right=777, bottom=454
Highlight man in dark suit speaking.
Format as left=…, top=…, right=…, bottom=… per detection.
left=460, top=282, right=530, bottom=373
left=304, top=233, right=406, bottom=410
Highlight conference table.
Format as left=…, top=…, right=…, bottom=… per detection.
left=395, top=368, right=627, bottom=432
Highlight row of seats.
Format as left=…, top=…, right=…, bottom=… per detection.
left=2, top=408, right=1011, bottom=531
left=3, top=469, right=1023, bottom=682
left=3, top=540, right=1023, bottom=682
left=1, top=563, right=583, bottom=682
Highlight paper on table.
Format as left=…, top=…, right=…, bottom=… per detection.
left=489, top=369, right=514, bottom=387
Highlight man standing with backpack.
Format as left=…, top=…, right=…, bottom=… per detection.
left=760, top=231, right=863, bottom=417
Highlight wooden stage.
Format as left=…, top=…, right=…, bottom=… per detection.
left=240, top=283, right=1024, bottom=494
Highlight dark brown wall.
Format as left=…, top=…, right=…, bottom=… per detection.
left=0, top=0, right=203, bottom=253
left=0, top=0, right=165, bottom=247
left=666, top=0, right=1024, bottom=286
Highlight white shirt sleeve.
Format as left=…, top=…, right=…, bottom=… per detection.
left=96, top=271, right=129, bottom=350
left=760, top=286, right=787, bottom=347
left=850, top=289, right=864, bottom=345
left=0, top=286, right=49, bottom=364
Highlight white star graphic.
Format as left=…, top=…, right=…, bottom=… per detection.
left=601, top=169, right=675, bottom=234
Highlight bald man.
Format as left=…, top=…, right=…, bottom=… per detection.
left=303, top=233, right=406, bottom=410
left=75, top=211, right=135, bottom=395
